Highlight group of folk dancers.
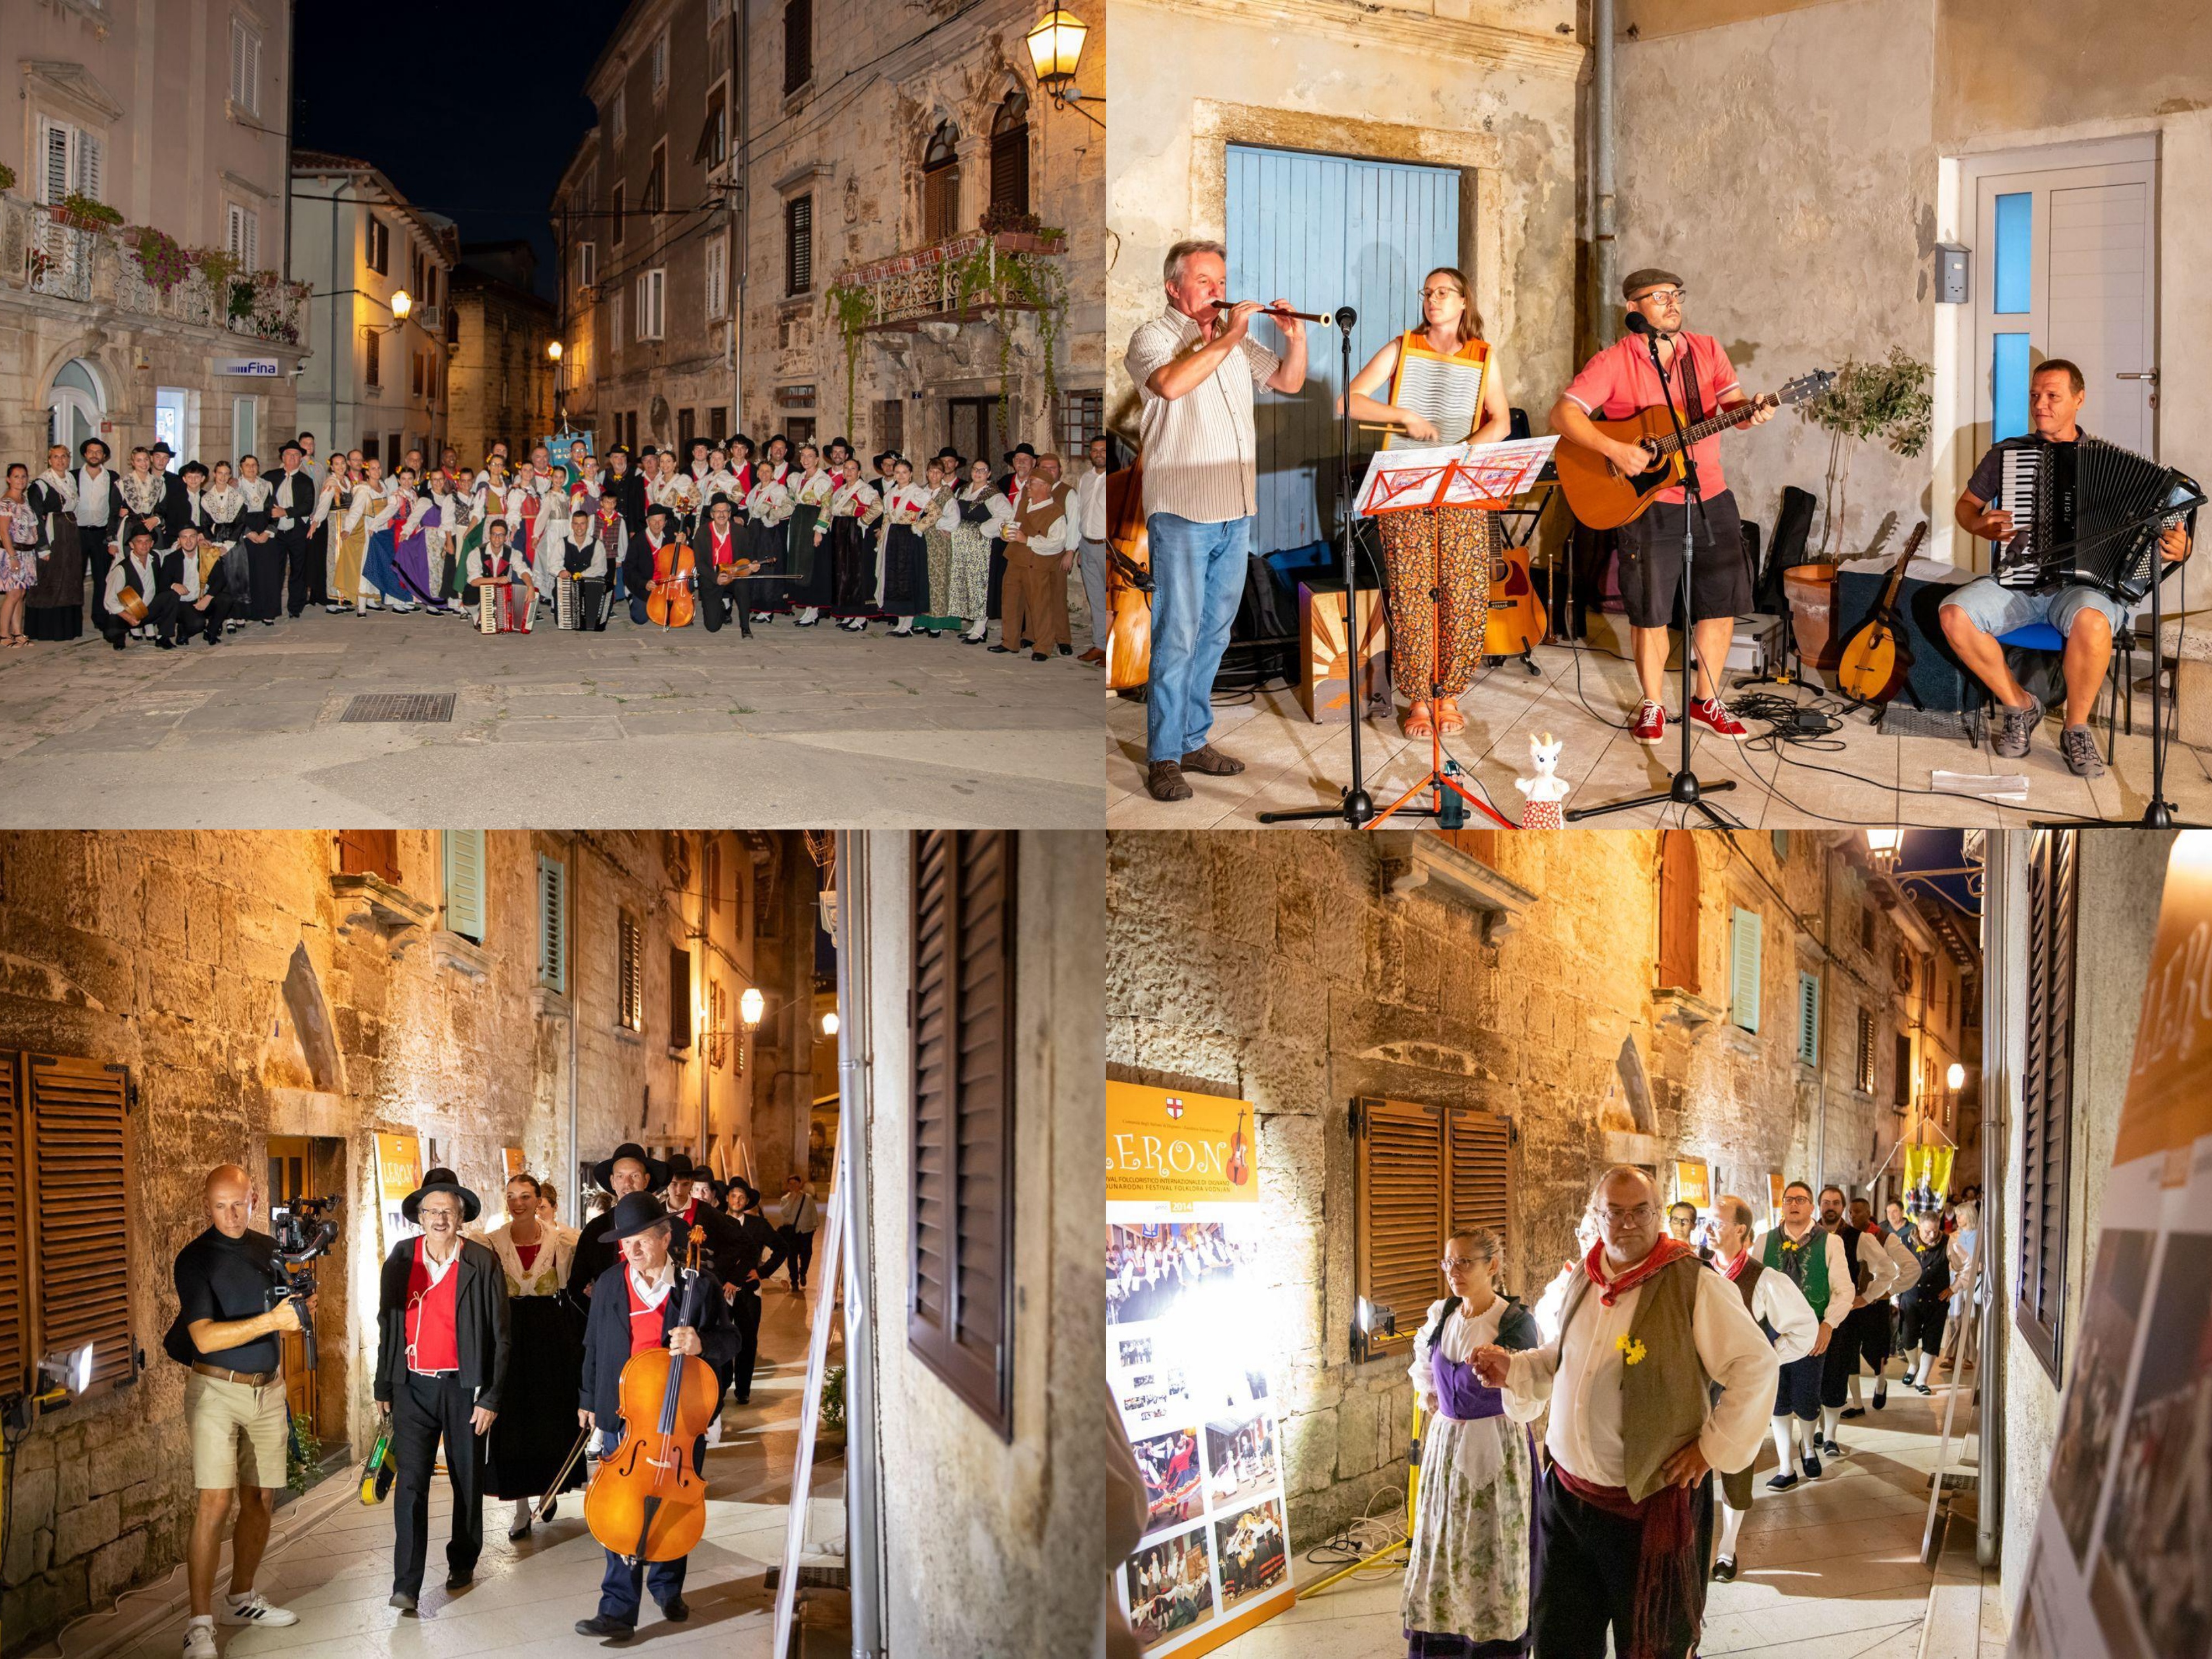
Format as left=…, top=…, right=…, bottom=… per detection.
left=2, top=431, right=1105, bottom=658
left=1387, top=1170, right=1975, bottom=1659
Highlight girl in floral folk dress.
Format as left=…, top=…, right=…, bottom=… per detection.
left=1403, top=1228, right=1545, bottom=1658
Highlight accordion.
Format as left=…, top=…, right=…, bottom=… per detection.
left=556, top=571, right=580, bottom=630
left=1992, top=436, right=2203, bottom=606
left=477, top=581, right=500, bottom=635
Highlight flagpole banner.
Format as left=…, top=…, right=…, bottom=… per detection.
left=375, top=1132, right=422, bottom=1255
left=2015, top=832, right=2212, bottom=1659
left=1107, top=1082, right=1293, bottom=1657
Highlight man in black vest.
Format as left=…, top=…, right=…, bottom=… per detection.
left=270, top=441, right=320, bottom=618
left=665, top=1157, right=786, bottom=1406
left=1814, top=1185, right=1897, bottom=1458
left=566, top=1143, right=669, bottom=1301
left=573, top=1193, right=738, bottom=1639
left=373, top=1169, right=509, bottom=1612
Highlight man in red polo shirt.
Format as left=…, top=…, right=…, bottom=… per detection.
left=373, top=1168, right=509, bottom=1614
left=1552, top=270, right=1775, bottom=747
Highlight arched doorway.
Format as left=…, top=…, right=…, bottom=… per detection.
left=46, top=358, right=103, bottom=453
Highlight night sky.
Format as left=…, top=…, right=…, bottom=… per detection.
left=293, top=3, right=615, bottom=297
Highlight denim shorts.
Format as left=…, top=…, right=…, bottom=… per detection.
left=1938, top=576, right=2125, bottom=640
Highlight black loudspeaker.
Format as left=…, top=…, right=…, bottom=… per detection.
left=1217, top=555, right=1298, bottom=690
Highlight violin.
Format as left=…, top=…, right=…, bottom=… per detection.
left=1104, top=456, right=1152, bottom=692
left=583, top=1225, right=719, bottom=1564
left=1227, top=1107, right=1250, bottom=1186
left=646, top=533, right=697, bottom=629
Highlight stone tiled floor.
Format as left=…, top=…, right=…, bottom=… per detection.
left=0, top=606, right=1103, bottom=828
left=1219, top=1354, right=2006, bottom=1658
left=28, top=1282, right=847, bottom=1659
left=1105, top=636, right=2212, bottom=830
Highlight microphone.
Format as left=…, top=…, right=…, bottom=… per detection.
left=1624, top=310, right=1653, bottom=336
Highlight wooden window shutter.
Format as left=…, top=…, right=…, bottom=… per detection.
left=1430, top=828, right=1497, bottom=865
left=0, top=1053, right=25, bottom=1394
left=1797, top=972, right=1820, bottom=1066
left=1856, top=1006, right=1876, bottom=1092
left=909, top=830, right=1016, bottom=1437
left=29, top=1056, right=135, bottom=1397
left=669, top=946, right=692, bottom=1048
left=336, top=830, right=399, bottom=883
left=1657, top=830, right=1699, bottom=992
left=1352, top=1098, right=1444, bottom=1358
left=444, top=830, right=486, bottom=942
left=1729, top=907, right=1762, bottom=1033
left=617, top=912, right=643, bottom=1030
left=1447, top=1106, right=1512, bottom=1245
left=537, top=855, right=567, bottom=995
left=2017, top=828, right=2077, bottom=1383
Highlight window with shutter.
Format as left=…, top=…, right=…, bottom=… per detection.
left=1352, top=1097, right=1514, bottom=1359
left=2017, top=828, right=2076, bottom=1382
left=577, top=241, right=597, bottom=289
left=230, top=19, right=262, bottom=116
left=367, top=216, right=389, bottom=275
left=537, top=855, right=567, bottom=995
left=42, top=119, right=72, bottom=205
left=1657, top=830, right=1699, bottom=992
left=617, top=912, right=643, bottom=1031
left=1856, top=1007, right=1876, bottom=1093
left=705, top=238, right=727, bottom=320
left=703, top=840, right=722, bottom=915
left=1729, top=907, right=1761, bottom=1032
left=29, top=1055, right=135, bottom=1397
left=1771, top=830, right=1790, bottom=861
left=612, top=184, right=627, bottom=249
left=786, top=195, right=813, bottom=295
left=444, top=830, right=486, bottom=943
left=645, top=144, right=667, bottom=215
left=669, top=946, right=692, bottom=1048
left=909, top=830, right=1017, bottom=1437
left=335, top=830, right=399, bottom=882
left=1796, top=972, right=1820, bottom=1066
left=922, top=123, right=962, bottom=242
left=784, top=0, right=813, bottom=93
left=989, top=93, right=1030, bottom=217
left=0, top=1055, right=25, bottom=1396
left=76, top=131, right=102, bottom=203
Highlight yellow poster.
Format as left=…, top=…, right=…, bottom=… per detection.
left=1768, top=1172, right=1787, bottom=1224
left=1674, top=1159, right=1710, bottom=1208
left=375, top=1131, right=421, bottom=1252
left=502, top=1145, right=525, bottom=1182
left=1107, top=1082, right=1260, bottom=1209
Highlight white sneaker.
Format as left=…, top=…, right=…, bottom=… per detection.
left=219, top=1590, right=299, bottom=1627
left=183, top=1619, right=217, bottom=1658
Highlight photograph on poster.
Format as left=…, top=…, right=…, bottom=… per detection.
left=1203, top=1410, right=1279, bottom=1510
left=2049, top=1229, right=2156, bottom=1565
left=1135, top=1426, right=1207, bottom=1539
left=1212, top=1497, right=1287, bottom=1613
left=1108, top=1221, right=1254, bottom=1324
left=1125, top=1526, right=1218, bottom=1647
left=1120, top=1335, right=1156, bottom=1368
left=1116, top=1357, right=1198, bottom=1438
left=2094, top=1228, right=2212, bottom=1659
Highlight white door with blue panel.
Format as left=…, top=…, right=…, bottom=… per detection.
left=1225, top=145, right=1462, bottom=558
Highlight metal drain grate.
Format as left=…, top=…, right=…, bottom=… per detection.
left=341, top=692, right=456, bottom=724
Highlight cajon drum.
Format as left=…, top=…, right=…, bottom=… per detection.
left=1297, top=581, right=1389, bottom=723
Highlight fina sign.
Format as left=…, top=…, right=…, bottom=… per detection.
left=214, top=356, right=283, bottom=377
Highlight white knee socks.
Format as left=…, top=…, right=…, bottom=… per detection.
left=1914, top=1352, right=1936, bottom=1387
left=1772, top=1420, right=1798, bottom=1470
left=1848, top=1373, right=1864, bottom=1407
left=1820, top=1405, right=1840, bottom=1442
left=1718, top=1502, right=1747, bottom=1562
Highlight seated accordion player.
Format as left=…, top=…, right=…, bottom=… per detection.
left=1992, top=435, right=2203, bottom=605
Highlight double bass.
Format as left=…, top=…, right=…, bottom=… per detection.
left=646, top=532, right=697, bottom=629
left=582, top=1227, right=719, bottom=1564
left=1104, top=454, right=1152, bottom=692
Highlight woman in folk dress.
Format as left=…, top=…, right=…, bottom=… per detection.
left=1403, top=1227, right=1543, bottom=1658
left=943, top=458, right=1008, bottom=645
left=473, top=1172, right=586, bottom=1540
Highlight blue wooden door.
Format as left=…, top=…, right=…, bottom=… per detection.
left=1225, top=145, right=1462, bottom=557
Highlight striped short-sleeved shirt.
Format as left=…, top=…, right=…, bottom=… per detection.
left=1124, top=307, right=1280, bottom=525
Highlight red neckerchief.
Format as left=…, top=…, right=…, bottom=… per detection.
left=1721, top=1249, right=1752, bottom=1282
left=1584, top=1235, right=1694, bottom=1307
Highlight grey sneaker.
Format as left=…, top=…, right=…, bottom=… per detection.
left=1992, top=693, right=2042, bottom=759
left=2059, top=723, right=2106, bottom=778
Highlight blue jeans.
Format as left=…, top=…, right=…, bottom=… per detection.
left=1145, top=513, right=1251, bottom=764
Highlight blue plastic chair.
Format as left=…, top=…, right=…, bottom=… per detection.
left=1974, top=622, right=2132, bottom=755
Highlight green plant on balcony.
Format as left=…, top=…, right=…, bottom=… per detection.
left=822, top=283, right=879, bottom=436
left=0, top=163, right=16, bottom=194
left=190, top=246, right=243, bottom=299
left=1794, top=348, right=1933, bottom=558
left=128, top=225, right=190, bottom=292
left=55, top=192, right=121, bottom=232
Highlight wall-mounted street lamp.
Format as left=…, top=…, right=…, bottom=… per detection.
left=1946, top=1061, right=1966, bottom=1091
left=1864, top=828, right=1903, bottom=872
left=821, top=1009, right=839, bottom=1037
left=740, top=987, right=765, bottom=1031
left=547, top=340, right=564, bottom=363
left=1027, top=7, right=1102, bottom=126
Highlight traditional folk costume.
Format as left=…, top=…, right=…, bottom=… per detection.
left=1746, top=1222, right=1853, bottom=1486
left=236, top=473, right=281, bottom=623
left=1404, top=1294, right=1545, bottom=1657
left=74, top=462, right=122, bottom=614
left=373, top=1171, right=510, bottom=1606
left=824, top=476, right=883, bottom=623
left=999, top=476, right=1074, bottom=657
left=270, top=463, right=320, bottom=617
left=419, top=474, right=472, bottom=608
left=472, top=1218, right=585, bottom=1531
left=466, top=535, right=535, bottom=633
left=943, top=483, right=1009, bottom=643
left=104, top=540, right=224, bottom=646
left=877, top=482, right=933, bottom=633
left=785, top=467, right=835, bottom=620
left=1499, top=1238, right=1775, bottom=1659
left=2, top=493, right=40, bottom=599
left=647, top=469, right=700, bottom=541
left=1842, top=1223, right=1919, bottom=1416
left=24, top=466, right=85, bottom=640
left=1814, top=1220, right=1896, bottom=1452
left=358, top=487, right=420, bottom=611
left=1896, top=1226, right=1953, bottom=1393
left=919, top=478, right=961, bottom=633
left=1708, top=1250, right=1818, bottom=1581
left=335, top=480, right=385, bottom=611
left=742, top=470, right=793, bottom=619
left=201, top=481, right=251, bottom=619
left=116, top=466, right=166, bottom=549
left=696, top=512, right=752, bottom=637
left=310, top=473, right=349, bottom=612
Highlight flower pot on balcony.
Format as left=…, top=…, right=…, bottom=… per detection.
left=989, top=231, right=1063, bottom=257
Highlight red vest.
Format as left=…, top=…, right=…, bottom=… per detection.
left=625, top=1271, right=672, bottom=1357
left=706, top=526, right=738, bottom=568
left=405, top=1238, right=462, bottom=1372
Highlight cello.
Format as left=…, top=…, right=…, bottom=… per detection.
left=582, top=1225, right=719, bottom=1564
left=646, top=530, right=697, bottom=629
left=1104, top=453, right=1152, bottom=692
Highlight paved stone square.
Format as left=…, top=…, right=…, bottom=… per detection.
left=0, top=608, right=1105, bottom=827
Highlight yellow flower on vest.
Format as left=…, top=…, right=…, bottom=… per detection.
left=1615, top=1334, right=1648, bottom=1366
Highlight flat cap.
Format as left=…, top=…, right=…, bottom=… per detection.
left=1623, top=267, right=1684, bottom=299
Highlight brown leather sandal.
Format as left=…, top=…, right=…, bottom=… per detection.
left=1435, top=697, right=1465, bottom=735
left=1402, top=701, right=1433, bottom=739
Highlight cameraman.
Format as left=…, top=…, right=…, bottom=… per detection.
left=167, top=1165, right=307, bottom=1659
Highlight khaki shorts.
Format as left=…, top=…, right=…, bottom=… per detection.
left=184, top=1370, right=290, bottom=1491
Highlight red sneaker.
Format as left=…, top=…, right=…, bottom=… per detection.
left=1690, top=697, right=1750, bottom=740
left=1631, top=700, right=1666, bottom=745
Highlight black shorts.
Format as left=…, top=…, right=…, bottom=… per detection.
left=1615, top=489, right=1751, bottom=630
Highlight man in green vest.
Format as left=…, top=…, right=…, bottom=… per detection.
left=1749, top=1180, right=1852, bottom=1489
left=1473, top=1166, right=1776, bottom=1659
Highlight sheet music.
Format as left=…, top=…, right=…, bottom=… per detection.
left=1355, top=437, right=1558, bottom=517
left=1385, top=352, right=1485, bottom=449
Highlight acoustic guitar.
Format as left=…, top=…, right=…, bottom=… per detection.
left=1834, top=520, right=1928, bottom=708
left=1483, top=528, right=1548, bottom=659
left=1554, top=369, right=1834, bottom=530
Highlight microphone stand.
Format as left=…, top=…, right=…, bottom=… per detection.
left=1261, top=306, right=1381, bottom=827
left=1568, top=322, right=1739, bottom=825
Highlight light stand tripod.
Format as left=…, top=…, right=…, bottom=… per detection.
left=1260, top=306, right=1383, bottom=827
left=2136, top=481, right=2205, bottom=826
left=1567, top=316, right=1740, bottom=826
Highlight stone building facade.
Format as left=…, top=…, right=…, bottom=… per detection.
left=446, top=242, right=557, bottom=467
left=1105, top=827, right=1973, bottom=1550
left=0, top=1, right=306, bottom=468
left=0, top=829, right=825, bottom=1651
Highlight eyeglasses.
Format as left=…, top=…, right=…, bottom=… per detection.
left=1420, top=286, right=1463, bottom=300
left=1440, top=1255, right=1484, bottom=1271
left=1633, top=288, right=1687, bottom=304
left=1601, top=1203, right=1657, bottom=1223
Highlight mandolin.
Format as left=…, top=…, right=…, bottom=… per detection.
left=1834, top=520, right=1928, bottom=707
left=1554, top=369, right=1834, bottom=530
left=1104, top=457, right=1153, bottom=692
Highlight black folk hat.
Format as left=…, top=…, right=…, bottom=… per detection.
left=606, top=1191, right=674, bottom=1242
left=593, top=1141, right=670, bottom=1194
left=401, top=1167, right=482, bottom=1224
left=662, top=1151, right=707, bottom=1184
